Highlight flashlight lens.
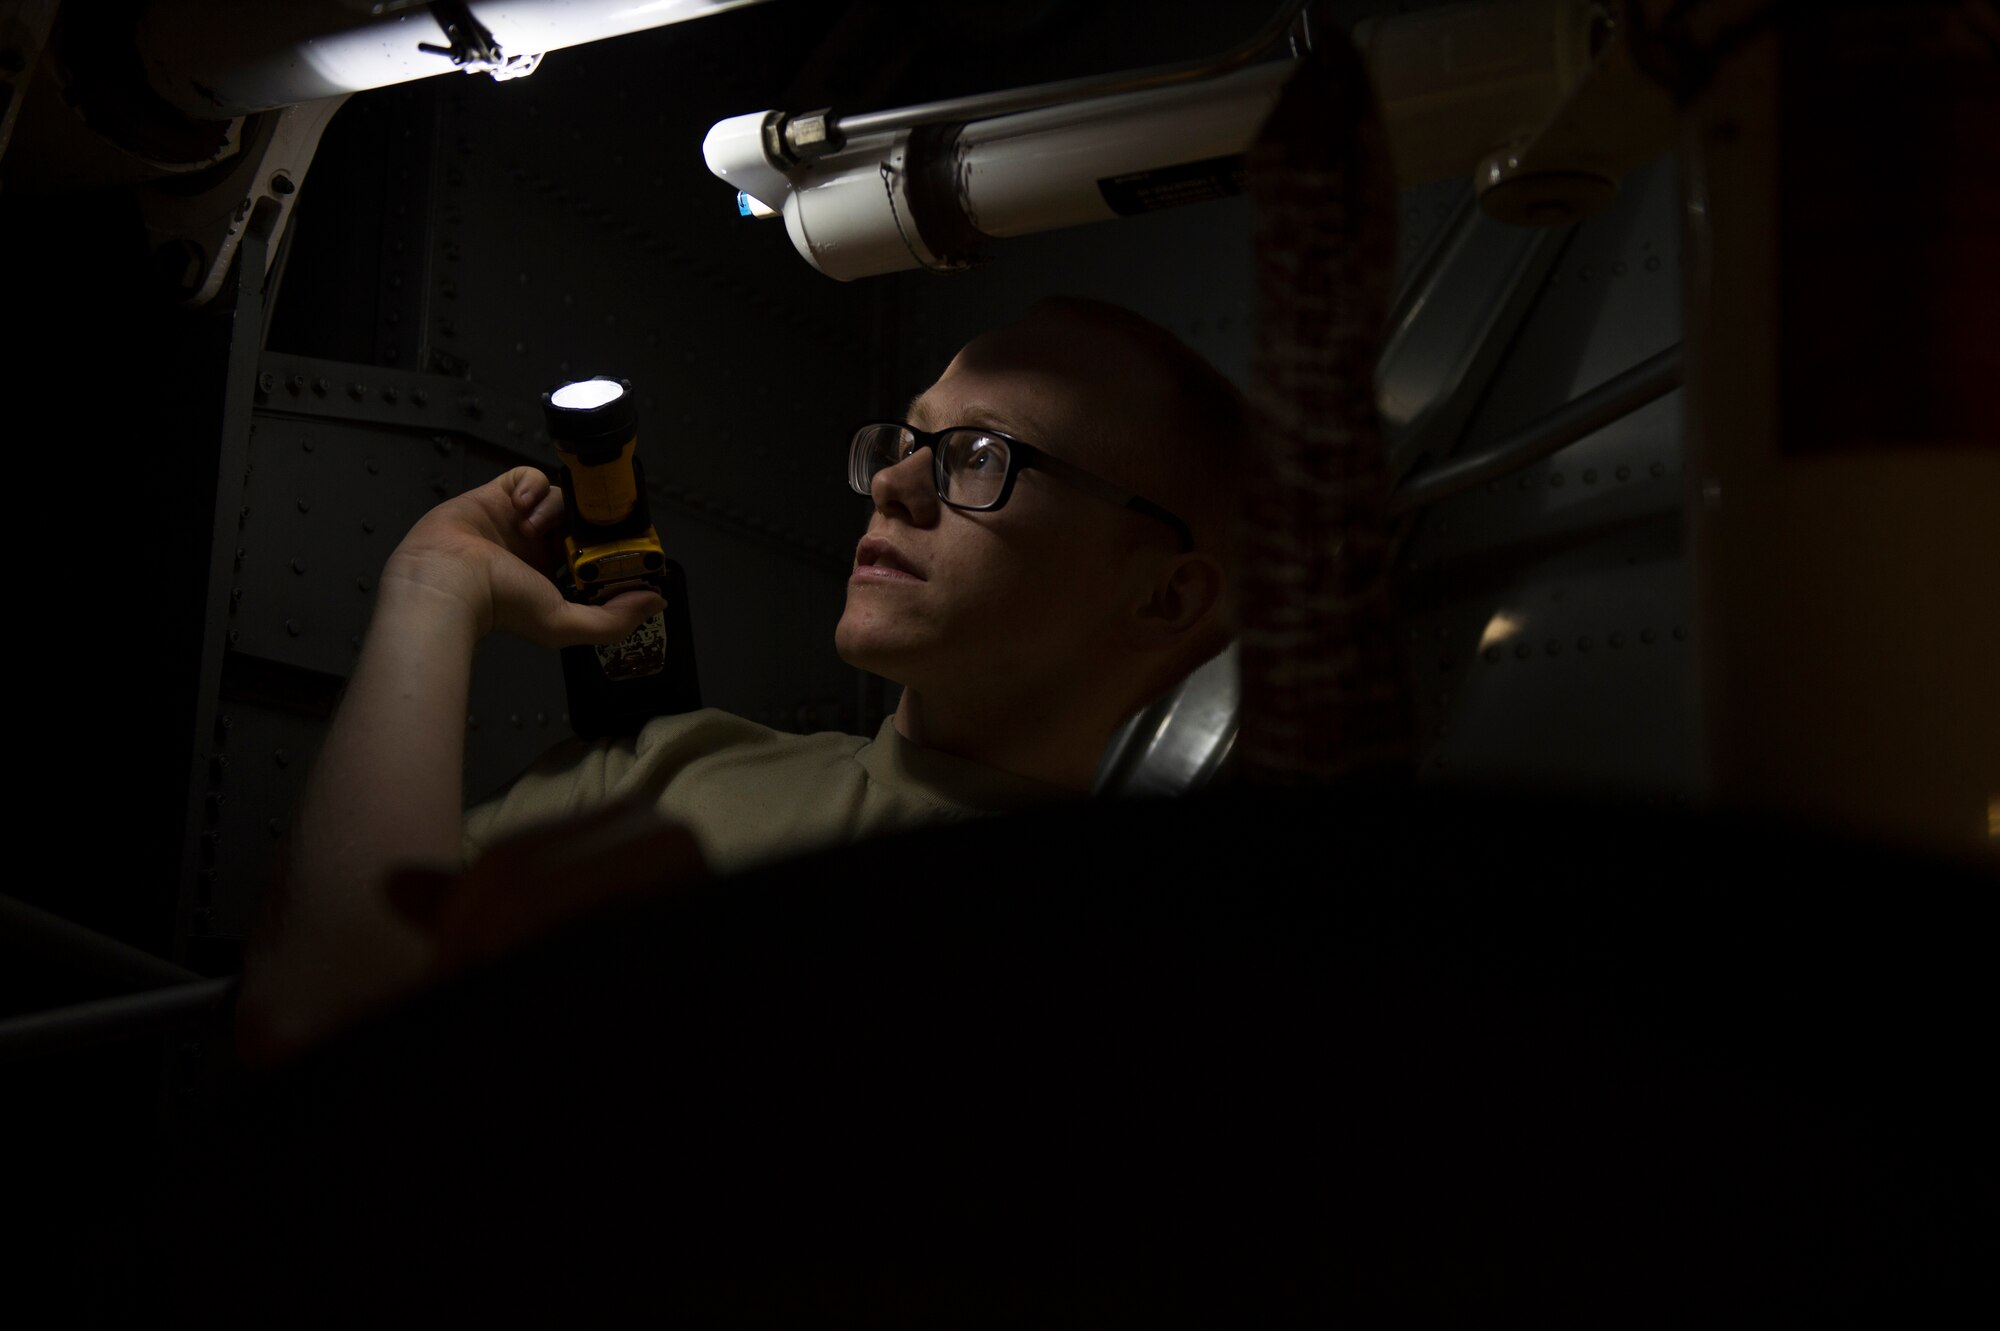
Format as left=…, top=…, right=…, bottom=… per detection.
left=551, top=378, right=626, bottom=410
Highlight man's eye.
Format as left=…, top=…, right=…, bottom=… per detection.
left=964, top=440, right=1003, bottom=470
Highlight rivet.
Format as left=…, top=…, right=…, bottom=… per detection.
left=285, top=618, right=301, bottom=636
left=1615, top=464, right=1631, bottom=481
left=535, top=712, right=547, bottom=726
left=357, top=577, right=372, bottom=593
left=313, top=378, right=330, bottom=396
left=387, top=311, right=402, bottom=326
left=1645, top=255, right=1662, bottom=271
left=273, top=748, right=289, bottom=767
left=1577, top=636, right=1592, bottom=652
left=362, top=518, right=375, bottom=533
left=434, top=437, right=454, bottom=455
left=1483, top=646, right=1501, bottom=663
left=366, top=459, right=380, bottom=474
left=1549, top=472, right=1565, bottom=488
left=296, top=498, right=309, bottom=513
left=1513, top=642, right=1531, bottom=660
left=229, top=587, right=242, bottom=605
left=291, top=558, right=306, bottom=574
left=1611, top=260, right=1626, bottom=276
left=1546, top=639, right=1561, bottom=656
left=350, top=635, right=361, bottom=650
left=227, top=628, right=240, bottom=645
left=510, top=713, right=522, bottom=728
left=233, top=547, right=245, bottom=569
left=1583, top=469, right=1597, bottom=484
left=1518, top=475, right=1533, bottom=491
left=348, top=382, right=366, bottom=399
left=287, top=374, right=305, bottom=395
left=302, top=438, right=314, bottom=453
left=411, top=389, right=428, bottom=407
left=1609, top=631, right=1625, bottom=648
left=268, top=819, right=282, bottom=837
left=1641, top=627, right=1656, bottom=644
left=1671, top=625, right=1684, bottom=641
left=382, top=386, right=399, bottom=404
left=467, top=714, right=479, bottom=730
left=1650, top=462, right=1667, bottom=479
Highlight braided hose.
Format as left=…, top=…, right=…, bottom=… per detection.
left=1239, top=24, right=1413, bottom=782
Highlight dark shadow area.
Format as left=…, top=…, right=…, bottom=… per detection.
left=24, top=785, right=1987, bottom=1325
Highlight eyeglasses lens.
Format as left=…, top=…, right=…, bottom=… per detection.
left=940, top=430, right=1009, bottom=508
left=851, top=424, right=913, bottom=494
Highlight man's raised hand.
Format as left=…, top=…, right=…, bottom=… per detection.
left=380, top=465, right=664, bottom=647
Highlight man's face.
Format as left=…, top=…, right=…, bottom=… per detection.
left=834, top=318, right=1173, bottom=697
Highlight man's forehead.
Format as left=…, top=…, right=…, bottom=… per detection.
left=905, top=387, right=1053, bottom=444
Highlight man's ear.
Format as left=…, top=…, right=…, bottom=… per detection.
left=1131, top=552, right=1227, bottom=644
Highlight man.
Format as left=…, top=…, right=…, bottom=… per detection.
left=237, top=296, right=1247, bottom=1057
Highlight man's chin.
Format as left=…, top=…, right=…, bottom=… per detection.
left=833, top=618, right=915, bottom=683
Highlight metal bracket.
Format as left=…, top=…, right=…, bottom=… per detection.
left=138, top=93, right=348, bottom=307
left=418, top=0, right=544, bottom=83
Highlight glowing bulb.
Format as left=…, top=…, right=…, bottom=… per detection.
left=551, top=378, right=625, bottom=410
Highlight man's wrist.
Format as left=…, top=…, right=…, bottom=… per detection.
left=377, top=560, right=490, bottom=641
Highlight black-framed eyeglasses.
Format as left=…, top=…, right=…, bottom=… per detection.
left=848, top=422, right=1195, bottom=553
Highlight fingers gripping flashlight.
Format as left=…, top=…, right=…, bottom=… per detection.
left=541, top=376, right=701, bottom=735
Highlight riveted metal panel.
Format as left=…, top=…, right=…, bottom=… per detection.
left=199, top=700, right=326, bottom=942
left=232, top=413, right=460, bottom=674
left=1400, top=154, right=1696, bottom=797
left=1404, top=521, right=1698, bottom=796
left=1404, top=157, right=1685, bottom=565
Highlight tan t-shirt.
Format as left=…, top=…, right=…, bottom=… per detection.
left=462, top=708, right=1067, bottom=875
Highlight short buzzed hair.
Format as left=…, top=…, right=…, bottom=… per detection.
left=1017, top=295, right=1251, bottom=568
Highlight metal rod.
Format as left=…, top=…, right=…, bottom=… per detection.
left=0, top=978, right=238, bottom=1064
left=0, top=893, right=202, bottom=990
left=822, top=0, right=1309, bottom=145
left=1388, top=343, right=1685, bottom=516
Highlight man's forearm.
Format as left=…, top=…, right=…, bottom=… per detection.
left=239, top=577, right=480, bottom=1053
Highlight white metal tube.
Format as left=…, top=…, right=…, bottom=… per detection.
left=138, top=0, right=774, bottom=119
left=705, top=0, right=1603, bottom=282
left=960, top=59, right=1293, bottom=239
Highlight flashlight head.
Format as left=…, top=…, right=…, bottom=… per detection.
left=542, top=376, right=637, bottom=463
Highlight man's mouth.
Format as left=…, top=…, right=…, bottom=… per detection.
left=853, top=536, right=925, bottom=582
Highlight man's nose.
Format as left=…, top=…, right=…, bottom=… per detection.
left=870, top=445, right=941, bottom=525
